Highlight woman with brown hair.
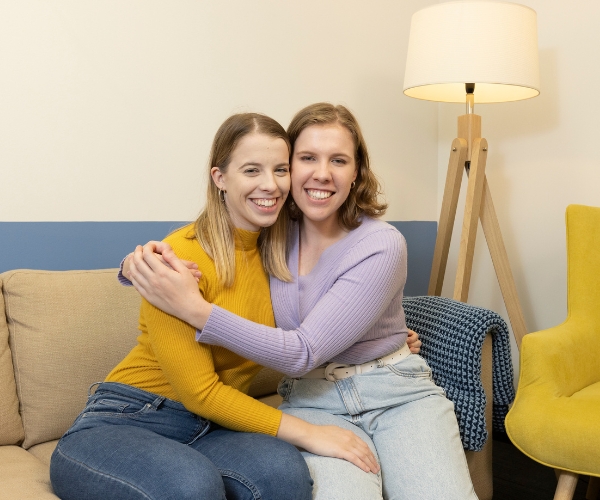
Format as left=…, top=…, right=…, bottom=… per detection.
left=128, top=103, right=475, bottom=499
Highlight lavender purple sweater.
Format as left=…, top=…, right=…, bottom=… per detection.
left=197, top=217, right=409, bottom=378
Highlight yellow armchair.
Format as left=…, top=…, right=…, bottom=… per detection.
left=506, top=204, right=600, bottom=500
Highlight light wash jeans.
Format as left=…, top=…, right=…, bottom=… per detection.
left=50, top=382, right=312, bottom=500
left=278, top=353, right=478, bottom=500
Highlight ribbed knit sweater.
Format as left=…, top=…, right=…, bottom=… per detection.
left=107, top=224, right=282, bottom=435
left=198, top=217, right=409, bottom=378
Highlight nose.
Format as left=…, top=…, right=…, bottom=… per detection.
left=313, top=160, right=332, bottom=183
left=259, top=171, right=278, bottom=192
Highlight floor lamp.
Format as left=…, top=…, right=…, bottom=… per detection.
left=403, top=1, right=540, bottom=347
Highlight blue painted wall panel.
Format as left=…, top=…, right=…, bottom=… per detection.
left=0, top=222, right=189, bottom=275
left=387, top=221, right=436, bottom=297
left=0, top=221, right=436, bottom=296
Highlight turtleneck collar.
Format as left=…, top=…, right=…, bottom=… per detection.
left=234, top=228, right=261, bottom=251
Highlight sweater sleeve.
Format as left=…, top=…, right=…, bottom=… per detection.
left=117, top=257, right=132, bottom=286
left=142, top=298, right=282, bottom=435
left=198, top=229, right=406, bottom=377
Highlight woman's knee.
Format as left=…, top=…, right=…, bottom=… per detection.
left=50, top=427, right=227, bottom=500
left=237, top=436, right=313, bottom=500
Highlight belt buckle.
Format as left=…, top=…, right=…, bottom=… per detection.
left=325, top=363, right=349, bottom=382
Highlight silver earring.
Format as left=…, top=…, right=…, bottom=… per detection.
left=351, top=181, right=356, bottom=189
left=219, top=189, right=226, bottom=202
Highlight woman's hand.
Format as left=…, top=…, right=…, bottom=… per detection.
left=277, top=413, right=379, bottom=474
left=407, top=329, right=422, bottom=354
left=128, top=241, right=212, bottom=329
left=123, top=247, right=201, bottom=282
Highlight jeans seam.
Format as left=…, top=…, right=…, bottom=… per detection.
left=386, top=365, right=432, bottom=378
left=348, top=378, right=366, bottom=413
left=334, top=379, right=365, bottom=416
left=219, top=469, right=262, bottom=499
left=54, top=444, right=153, bottom=499
left=185, top=420, right=211, bottom=445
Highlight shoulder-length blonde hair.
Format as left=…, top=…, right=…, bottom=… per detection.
left=193, top=113, right=292, bottom=287
left=286, top=103, right=387, bottom=230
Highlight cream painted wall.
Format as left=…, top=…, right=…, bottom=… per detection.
left=436, top=0, right=600, bottom=378
left=0, top=0, right=437, bottom=222
left=4, top=0, right=594, bottom=382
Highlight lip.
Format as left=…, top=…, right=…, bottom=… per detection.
left=249, top=197, right=280, bottom=213
left=304, top=188, right=335, bottom=202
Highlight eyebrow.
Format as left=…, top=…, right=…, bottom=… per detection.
left=238, top=162, right=262, bottom=169
left=295, top=150, right=352, bottom=159
left=237, top=161, right=290, bottom=170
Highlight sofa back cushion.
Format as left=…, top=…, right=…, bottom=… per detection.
left=2, top=270, right=141, bottom=449
left=0, top=277, right=25, bottom=446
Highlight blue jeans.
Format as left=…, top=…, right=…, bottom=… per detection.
left=50, top=382, right=312, bottom=500
left=278, top=353, right=478, bottom=500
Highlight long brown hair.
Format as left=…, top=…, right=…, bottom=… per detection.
left=193, top=113, right=292, bottom=287
left=287, top=103, right=387, bottom=229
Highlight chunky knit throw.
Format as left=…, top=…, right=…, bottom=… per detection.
left=403, top=296, right=515, bottom=451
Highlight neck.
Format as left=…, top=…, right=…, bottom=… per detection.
left=300, top=215, right=347, bottom=248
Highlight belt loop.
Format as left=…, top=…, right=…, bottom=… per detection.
left=88, top=382, right=102, bottom=397
left=150, top=396, right=166, bottom=410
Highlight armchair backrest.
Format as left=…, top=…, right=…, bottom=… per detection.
left=566, top=204, right=600, bottom=323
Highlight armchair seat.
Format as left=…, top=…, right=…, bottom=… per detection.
left=508, top=376, right=600, bottom=475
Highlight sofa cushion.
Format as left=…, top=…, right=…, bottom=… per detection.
left=0, top=277, right=25, bottom=446
left=0, top=446, right=58, bottom=499
left=28, top=440, right=59, bottom=467
left=3, top=269, right=141, bottom=449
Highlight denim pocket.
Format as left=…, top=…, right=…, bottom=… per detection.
left=386, top=355, right=433, bottom=381
left=83, top=394, right=151, bottom=419
left=277, top=378, right=295, bottom=402
left=67, top=391, right=209, bottom=444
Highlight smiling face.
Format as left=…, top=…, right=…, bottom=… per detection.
left=212, top=132, right=290, bottom=231
left=291, top=124, right=358, bottom=228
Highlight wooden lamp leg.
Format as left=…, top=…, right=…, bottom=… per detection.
left=428, top=138, right=467, bottom=296
left=453, top=138, right=488, bottom=302
left=479, top=179, right=528, bottom=347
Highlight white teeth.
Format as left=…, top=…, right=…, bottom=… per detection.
left=306, top=189, right=333, bottom=200
left=252, top=198, right=277, bottom=207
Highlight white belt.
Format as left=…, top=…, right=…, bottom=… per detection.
left=300, top=343, right=411, bottom=382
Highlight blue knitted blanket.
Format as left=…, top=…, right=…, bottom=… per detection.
left=402, top=296, right=515, bottom=451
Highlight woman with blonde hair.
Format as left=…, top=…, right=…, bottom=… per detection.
left=50, top=112, right=380, bottom=500
left=128, top=103, right=477, bottom=499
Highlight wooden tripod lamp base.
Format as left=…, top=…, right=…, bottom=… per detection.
left=427, top=112, right=528, bottom=347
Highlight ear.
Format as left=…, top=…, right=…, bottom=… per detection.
left=352, top=168, right=358, bottom=183
left=210, top=167, right=226, bottom=191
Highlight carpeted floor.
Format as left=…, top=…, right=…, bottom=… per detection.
left=492, top=432, right=591, bottom=499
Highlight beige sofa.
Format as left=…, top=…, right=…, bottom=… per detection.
left=0, top=269, right=494, bottom=499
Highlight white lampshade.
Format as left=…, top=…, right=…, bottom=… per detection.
left=403, top=1, right=540, bottom=103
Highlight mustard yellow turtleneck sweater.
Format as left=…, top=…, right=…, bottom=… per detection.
left=106, top=224, right=282, bottom=436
